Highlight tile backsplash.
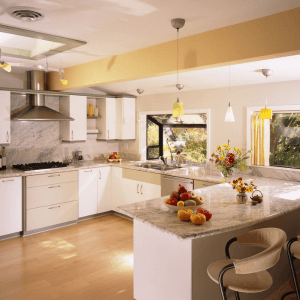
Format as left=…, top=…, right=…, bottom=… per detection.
left=5, top=94, right=121, bottom=166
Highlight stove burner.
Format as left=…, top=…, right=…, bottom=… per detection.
left=13, top=161, right=69, bottom=172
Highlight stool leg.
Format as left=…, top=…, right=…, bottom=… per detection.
left=287, top=251, right=300, bottom=299
left=234, top=291, right=240, bottom=300
left=219, top=286, right=227, bottom=300
left=281, top=290, right=296, bottom=300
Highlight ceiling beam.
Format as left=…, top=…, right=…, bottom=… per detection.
left=48, top=8, right=300, bottom=91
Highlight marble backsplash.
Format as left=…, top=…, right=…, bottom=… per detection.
left=5, top=94, right=122, bottom=166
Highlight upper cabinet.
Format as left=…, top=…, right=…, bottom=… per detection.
left=96, top=98, right=116, bottom=140
left=60, top=95, right=87, bottom=142
left=116, top=97, right=136, bottom=140
left=97, top=97, right=135, bottom=141
left=0, top=91, right=10, bottom=144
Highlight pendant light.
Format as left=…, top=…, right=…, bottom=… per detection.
left=171, top=18, right=185, bottom=123
left=260, top=69, right=272, bottom=119
left=225, top=66, right=235, bottom=122
left=0, top=49, right=11, bottom=72
left=59, top=68, right=68, bottom=85
left=137, top=89, right=144, bottom=123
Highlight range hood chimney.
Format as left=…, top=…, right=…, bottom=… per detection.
left=11, top=70, right=74, bottom=121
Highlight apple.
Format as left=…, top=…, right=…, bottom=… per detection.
left=110, top=155, right=116, bottom=159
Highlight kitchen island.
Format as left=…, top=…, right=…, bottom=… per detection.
left=117, top=176, right=300, bottom=300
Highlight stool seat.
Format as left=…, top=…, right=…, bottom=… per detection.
left=207, top=259, right=273, bottom=293
left=284, top=240, right=300, bottom=259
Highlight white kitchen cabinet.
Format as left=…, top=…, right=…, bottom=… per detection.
left=140, top=182, right=161, bottom=201
left=79, top=169, right=98, bottom=218
left=122, top=177, right=141, bottom=205
left=97, top=167, right=112, bottom=213
left=111, top=166, right=126, bottom=210
left=194, top=180, right=217, bottom=189
left=60, top=95, right=87, bottom=142
left=96, top=97, right=116, bottom=140
left=0, top=91, right=10, bottom=144
left=0, top=177, right=22, bottom=236
left=116, top=97, right=136, bottom=140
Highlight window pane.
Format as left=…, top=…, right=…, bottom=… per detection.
left=163, top=127, right=207, bottom=163
left=147, top=119, right=159, bottom=146
left=148, top=147, right=159, bottom=159
left=270, top=113, right=300, bottom=168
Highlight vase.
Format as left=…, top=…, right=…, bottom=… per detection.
left=236, top=192, right=248, bottom=204
left=221, top=168, right=233, bottom=177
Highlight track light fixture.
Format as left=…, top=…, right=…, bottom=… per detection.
left=0, top=49, right=11, bottom=72
left=59, top=68, right=68, bottom=85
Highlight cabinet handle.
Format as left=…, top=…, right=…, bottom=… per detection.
left=2, top=179, right=14, bottom=182
left=99, top=170, right=101, bottom=179
left=137, top=183, right=139, bottom=194
left=140, top=184, right=143, bottom=195
left=84, top=170, right=93, bottom=172
left=72, top=130, right=74, bottom=140
left=6, top=131, right=9, bottom=143
left=108, top=130, right=109, bottom=139
left=48, top=206, right=60, bottom=209
left=48, top=185, right=60, bottom=189
left=48, top=174, right=60, bottom=177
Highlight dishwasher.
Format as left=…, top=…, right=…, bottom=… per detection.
left=161, top=175, right=193, bottom=197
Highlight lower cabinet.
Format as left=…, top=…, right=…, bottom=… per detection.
left=79, top=169, right=98, bottom=218
left=194, top=180, right=217, bottom=189
left=98, top=167, right=112, bottom=213
left=0, top=177, right=22, bottom=236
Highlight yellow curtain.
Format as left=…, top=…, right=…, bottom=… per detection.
left=251, top=112, right=270, bottom=166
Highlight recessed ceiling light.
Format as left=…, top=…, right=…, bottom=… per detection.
left=6, top=7, right=49, bottom=22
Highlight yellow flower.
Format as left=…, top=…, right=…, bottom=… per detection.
left=222, top=149, right=225, bottom=153
left=222, top=144, right=228, bottom=147
left=240, top=181, right=244, bottom=186
left=238, top=148, right=242, bottom=152
left=217, top=146, right=222, bottom=150
left=227, top=180, right=231, bottom=183
left=222, top=178, right=225, bottom=184
left=211, top=151, right=214, bottom=154
left=227, top=146, right=231, bottom=150
left=250, top=180, right=254, bottom=183
left=236, top=186, right=241, bottom=192
left=220, top=155, right=224, bottom=160
left=234, top=147, right=237, bottom=151
left=249, top=186, right=253, bottom=193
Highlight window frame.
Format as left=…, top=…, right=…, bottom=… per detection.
left=146, top=115, right=207, bottom=161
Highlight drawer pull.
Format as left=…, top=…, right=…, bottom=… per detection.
left=48, top=185, right=60, bottom=189
left=2, top=179, right=14, bottom=182
left=48, top=206, right=61, bottom=209
left=137, top=183, right=139, bottom=194
left=6, top=131, right=9, bottom=143
left=48, top=174, right=60, bottom=177
left=84, top=170, right=93, bottom=172
left=140, top=184, right=143, bottom=195
left=99, top=170, right=101, bottom=179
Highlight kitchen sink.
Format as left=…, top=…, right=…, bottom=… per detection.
left=134, top=163, right=182, bottom=171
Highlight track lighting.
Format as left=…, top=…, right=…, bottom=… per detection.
left=59, top=68, right=68, bottom=85
left=0, top=49, right=11, bottom=72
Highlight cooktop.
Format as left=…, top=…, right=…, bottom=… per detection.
left=13, top=161, right=72, bottom=172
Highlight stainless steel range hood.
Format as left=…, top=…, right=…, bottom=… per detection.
left=11, top=70, right=74, bottom=121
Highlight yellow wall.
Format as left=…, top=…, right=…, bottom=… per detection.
left=49, top=8, right=300, bottom=91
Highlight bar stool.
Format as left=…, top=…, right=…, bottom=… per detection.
left=281, top=237, right=300, bottom=300
left=207, top=228, right=287, bottom=300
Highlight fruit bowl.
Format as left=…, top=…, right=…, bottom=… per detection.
left=163, top=202, right=203, bottom=212
left=107, top=159, right=122, bottom=162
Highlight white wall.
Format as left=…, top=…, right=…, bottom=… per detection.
left=121, top=80, right=300, bottom=157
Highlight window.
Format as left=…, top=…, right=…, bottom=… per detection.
left=270, top=112, right=300, bottom=168
left=146, top=114, right=207, bottom=163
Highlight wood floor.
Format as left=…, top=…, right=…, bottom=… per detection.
left=0, top=215, right=134, bottom=300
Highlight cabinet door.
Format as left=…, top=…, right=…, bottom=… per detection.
left=79, top=169, right=98, bottom=218
left=97, top=167, right=112, bottom=213
left=122, top=178, right=141, bottom=205
left=0, top=177, right=22, bottom=236
left=122, top=98, right=135, bottom=140
left=70, top=95, right=87, bottom=141
left=0, top=91, right=10, bottom=144
left=106, top=98, right=116, bottom=140
left=140, top=182, right=161, bottom=201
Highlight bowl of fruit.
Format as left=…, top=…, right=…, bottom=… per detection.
left=106, top=152, right=122, bottom=162
left=163, top=184, right=205, bottom=211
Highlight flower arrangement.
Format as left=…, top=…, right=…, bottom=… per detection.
left=229, top=177, right=256, bottom=193
left=210, top=140, right=251, bottom=177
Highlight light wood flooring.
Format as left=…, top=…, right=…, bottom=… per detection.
left=0, top=215, right=134, bottom=300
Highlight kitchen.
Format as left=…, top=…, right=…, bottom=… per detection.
left=1, top=2, right=300, bottom=300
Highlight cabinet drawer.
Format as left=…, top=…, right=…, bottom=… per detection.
left=122, top=169, right=161, bottom=185
left=27, top=181, right=79, bottom=209
left=26, top=200, right=78, bottom=231
left=194, top=180, right=217, bottom=189
left=26, top=171, right=78, bottom=188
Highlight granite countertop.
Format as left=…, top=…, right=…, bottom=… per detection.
left=117, top=176, right=300, bottom=240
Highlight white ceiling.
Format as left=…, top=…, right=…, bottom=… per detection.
left=92, top=54, right=300, bottom=96
left=0, top=0, right=299, bottom=69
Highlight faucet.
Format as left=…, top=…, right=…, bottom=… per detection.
left=159, top=156, right=167, bottom=166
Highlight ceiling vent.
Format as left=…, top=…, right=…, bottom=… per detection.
left=7, top=7, right=49, bottom=22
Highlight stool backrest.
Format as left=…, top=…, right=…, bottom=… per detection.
left=233, top=228, right=287, bottom=274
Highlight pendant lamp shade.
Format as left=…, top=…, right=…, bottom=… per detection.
left=225, top=102, right=235, bottom=122
left=260, top=69, right=272, bottom=119
left=173, top=102, right=183, bottom=117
